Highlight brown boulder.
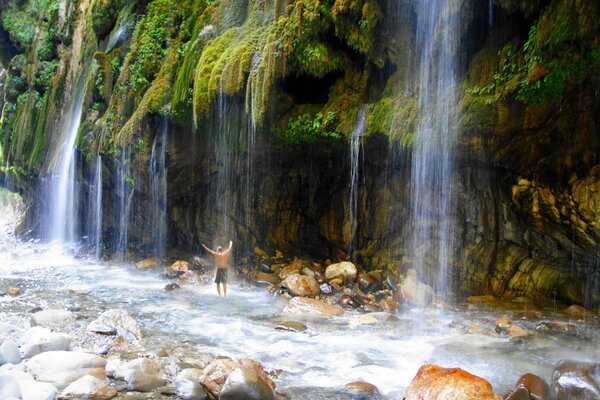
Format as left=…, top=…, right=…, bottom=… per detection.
left=551, top=360, right=600, bottom=400
left=398, top=274, right=434, bottom=307
left=284, top=297, right=344, bottom=316
left=200, top=357, right=274, bottom=399
left=403, top=364, right=500, bottom=400
left=278, top=259, right=304, bottom=279
left=281, top=274, right=320, bottom=297
left=170, top=260, right=189, bottom=272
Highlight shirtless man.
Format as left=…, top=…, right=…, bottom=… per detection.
left=202, top=241, right=233, bottom=296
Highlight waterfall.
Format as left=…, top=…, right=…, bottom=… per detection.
left=89, top=155, right=103, bottom=259
left=149, top=118, right=168, bottom=259
left=348, top=105, right=367, bottom=259
left=489, top=0, right=494, bottom=31
left=115, top=151, right=133, bottom=261
left=46, top=72, right=87, bottom=243
left=409, top=0, right=459, bottom=296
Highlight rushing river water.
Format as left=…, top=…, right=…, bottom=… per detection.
left=1, top=212, right=599, bottom=398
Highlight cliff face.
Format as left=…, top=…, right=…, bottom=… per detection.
left=0, top=0, right=599, bottom=306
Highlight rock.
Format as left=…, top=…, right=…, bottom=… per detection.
left=61, top=375, right=117, bottom=399
left=7, top=287, right=20, bottom=296
left=507, top=324, right=529, bottom=338
left=254, top=246, right=269, bottom=259
left=278, top=259, right=304, bottom=279
left=20, top=327, right=72, bottom=359
left=219, top=366, right=275, bottom=400
left=505, top=386, right=533, bottom=400
left=0, top=340, right=21, bottom=365
left=339, top=293, right=360, bottom=308
left=105, top=357, right=165, bottom=392
left=535, top=321, right=577, bottom=335
left=200, top=358, right=274, bottom=399
left=403, top=364, right=500, bottom=400
left=319, top=282, right=332, bottom=294
left=561, top=305, right=587, bottom=317
left=380, top=297, right=400, bottom=312
left=26, top=351, right=106, bottom=390
left=467, top=295, right=496, bottom=304
left=164, top=282, right=180, bottom=291
left=0, top=373, right=21, bottom=399
left=345, top=381, right=380, bottom=394
left=88, top=309, right=142, bottom=340
left=325, top=261, right=357, bottom=283
left=19, top=380, right=59, bottom=400
left=284, top=297, right=344, bottom=316
left=136, top=257, right=160, bottom=269
left=30, top=310, right=75, bottom=329
left=170, top=260, right=189, bottom=272
left=275, top=321, right=307, bottom=332
left=281, top=274, right=320, bottom=297
left=398, top=274, right=434, bottom=306
left=551, top=360, right=600, bottom=400
left=495, top=317, right=512, bottom=333
left=511, top=373, right=550, bottom=400
left=178, top=270, right=202, bottom=284
left=175, top=368, right=205, bottom=400
left=348, top=314, right=378, bottom=328
left=255, top=271, right=278, bottom=285
left=357, top=272, right=377, bottom=289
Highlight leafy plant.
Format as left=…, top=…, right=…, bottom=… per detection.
left=277, top=112, right=342, bottom=144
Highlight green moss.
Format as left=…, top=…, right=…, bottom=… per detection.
left=1, top=7, right=36, bottom=50
left=275, top=111, right=342, bottom=144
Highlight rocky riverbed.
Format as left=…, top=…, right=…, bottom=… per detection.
left=1, top=236, right=600, bottom=399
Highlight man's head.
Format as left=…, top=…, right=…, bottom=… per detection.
left=216, top=246, right=223, bottom=253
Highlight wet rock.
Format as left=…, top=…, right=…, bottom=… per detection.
left=26, top=351, right=106, bottom=390
left=319, top=282, right=332, bottom=294
left=281, top=274, right=320, bottom=297
left=507, top=324, right=529, bottom=338
left=404, top=364, right=500, bottom=400
left=136, top=257, right=160, bottom=269
left=31, top=309, right=75, bottom=329
left=7, top=287, right=20, bottom=296
left=345, top=381, right=380, bottom=394
left=535, top=321, right=577, bottom=335
left=175, top=368, right=205, bottom=399
left=255, top=271, right=278, bottom=285
left=325, top=262, right=357, bottom=284
left=20, top=327, right=72, bottom=359
left=170, top=260, right=189, bottom=272
left=329, top=278, right=344, bottom=287
left=219, top=366, right=275, bottom=400
left=199, top=358, right=240, bottom=397
left=495, top=317, right=512, bottom=333
left=561, top=305, right=587, bottom=318
left=61, top=374, right=117, bottom=399
left=467, top=295, right=496, bottom=304
left=348, top=314, right=378, bottom=328
left=275, top=321, right=307, bottom=332
left=0, top=340, right=20, bottom=365
left=505, top=386, right=532, bottom=400
left=164, top=282, right=180, bottom=291
left=284, top=297, right=344, bottom=316
left=88, top=309, right=142, bottom=341
left=509, top=373, right=550, bottom=400
left=380, top=297, right=399, bottom=312
left=20, top=380, right=59, bottom=400
left=338, top=293, right=360, bottom=308
left=278, top=259, right=304, bottom=279
left=106, top=357, right=166, bottom=392
left=178, top=270, right=202, bottom=284
left=551, top=360, right=600, bottom=400
left=398, top=273, right=434, bottom=307
left=200, top=358, right=274, bottom=399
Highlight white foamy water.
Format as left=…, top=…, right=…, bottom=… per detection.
left=1, top=227, right=599, bottom=398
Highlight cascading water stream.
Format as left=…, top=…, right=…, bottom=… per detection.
left=86, top=154, right=103, bottom=259
left=47, top=71, right=87, bottom=243
left=409, top=0, right=459, bottom=296
left=348, top=105, right=367, bottom=259
left=149, top=118, right=168, bottom=259
left=115, top=151, right=134, bottom=261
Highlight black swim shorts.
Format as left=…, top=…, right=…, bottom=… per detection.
left=215, top=268, right=228, bottom=283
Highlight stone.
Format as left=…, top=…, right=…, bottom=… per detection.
left=467, top=295, right=496, bottom=304
left=345, top=381, right=380, bottom=394
left=507, top=324, right=529, bottom=338
left=30, top=310, right=75, bottom=329
left=348, top=314, right=378, bottom=328
left=0, top=373, right=21, bottom=399
left=398, top=274, right=434, bottom=306
left=274, top=321, right=307, bottom=332
left=178, top=270, right=202, bottom=284
left=136, top=257, right=160, bottom=269
left=278, top=259, right=304, bottom=279
left=380, top=297, right=399, bottom=312
left=505, top=386, right=533, bottom=400
left=7, top=287, right=20, bottom=296
left=200, top=358, right=274, bottom=399
left=325, top=261, right=357, bottom=283
left=105, top=357, right=165, bottom=392
left=219, top=366, right=275, bottom=400
left=551, top=360, right=600, bottom=400
left=61, top=374, right=117, bottom=399
left=535, top=321, right=577, bottom=335
left=19, top=380, right=59, bottom=400
left=199, top=358, right=240, bottom=397
left=88, top=309, right=143, bottom=340
left=494, top=316, right=512, bottom=333
left=281, top=274, right=320, bottom=297
left=26, top=351, right=106, bottom=390
left=20, top=327, right=72, bottom=359
left=164, top=282, right=180, bottom=291
left=403, top=364, right=501, bottom=400
left=284, top=297, right=344, bottom=316
left=357, top=272, right=377, bottom=289
left=513, top=373, right=550, bottom=400
left=561, top=304, right=587, bottom=317
left=170, top=260, right=189, bottom=272
left=175, top=368, right=205, bottom=400
left=0, top=340, right=21, bottom=365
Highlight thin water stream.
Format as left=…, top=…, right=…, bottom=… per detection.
left=1, top=218, right=598, bottom=398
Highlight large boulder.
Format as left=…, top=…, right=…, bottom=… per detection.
left=30, top=310, right=75, bottom=329
left=551, top=360, right=600, bottom=400
left=175, top=368, right=205, bottom=399
left=398, top=271, right=435, bottom=306
left=284, top=297, right=344, bottom=316
left=61, top=375, right=117, bottom=399
left=199, top=358, right=274, bottom=399
left=403, top=364, right=500, bottom=400
left=87, top=309, right=143, bottom=340
left=19, top=380, right=59, bottom=400
left=0, top=372, right=21, bottom=399
left=0, top=340, right=21, bottom=365
left=105, top=357, right=165, bottom=392
left=325, top=262, right=357, bottom=283
left=505, top=373, right=550, bottom=400
left=281, top=274, right=320, bottom=297
left=20, top=327, right=72, bottom=359
left=26, top=351, right=106, bottom=390
left=219, top=366, right=275, bottom=400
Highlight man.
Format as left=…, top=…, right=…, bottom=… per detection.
left=202, top=240, right=233, bottom=296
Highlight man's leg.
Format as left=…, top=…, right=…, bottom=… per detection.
left=223, top=283, right=227, bottom=297
left=216, top=282, right=221, bottom=296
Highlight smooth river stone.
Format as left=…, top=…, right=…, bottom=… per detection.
left=26, top=351, right=106, bottom=390
left=30, top=310, right=75, bottom=329
left=284, top=297, right=344, bottom=316
left=275, top=321, right=307, bottom=332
